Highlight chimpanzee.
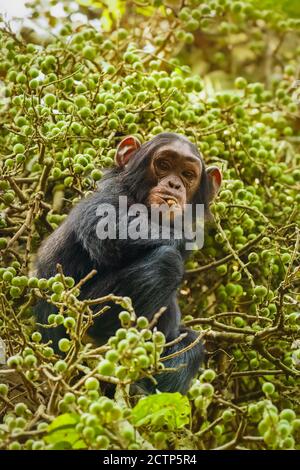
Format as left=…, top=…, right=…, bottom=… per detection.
left=35, top=132, right=222, bottom=394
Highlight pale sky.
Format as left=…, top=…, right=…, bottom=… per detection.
left=0, top=1, right=77, bottom=33
left=0, top=0, right=28, bottom=18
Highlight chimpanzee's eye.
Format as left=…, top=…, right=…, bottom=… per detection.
left=182, top=171, right=195, bottom=180
left=157, top=159, right=171, bottom=171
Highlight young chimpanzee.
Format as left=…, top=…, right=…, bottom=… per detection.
left=35, top=132, right=222, bottom=394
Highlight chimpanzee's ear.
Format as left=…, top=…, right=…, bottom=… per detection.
left=206, top=166, right=222, bottom=201
left=115, top=136, right=141, bottom=168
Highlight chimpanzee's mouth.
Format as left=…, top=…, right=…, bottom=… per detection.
left=161, top=195, right=179, bottom=206
left=148, top=192, right=182, bottom=208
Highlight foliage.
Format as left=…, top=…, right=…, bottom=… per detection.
left=0, top=0, right=300, bottom=450
left=131, top=393, right=191, bottom=430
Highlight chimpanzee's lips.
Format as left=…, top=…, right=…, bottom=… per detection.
left=160, top=195, right=179, bottom=206
left=148, top=193, right=182, bottom=208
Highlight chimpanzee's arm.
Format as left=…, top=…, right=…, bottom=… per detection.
left=85, top=245, right=184, bottom=342
left=72, top=192, right=185, bottom=268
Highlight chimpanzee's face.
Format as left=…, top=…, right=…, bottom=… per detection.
left=147, top=140, right=202, bottom=211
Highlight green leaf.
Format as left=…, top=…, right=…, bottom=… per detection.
left=45, top=413, right=86, bottom=449
left=101, top=10, right=113, bottom=32
left=250, top=0, right=300, bottom=17
left=131, top=393, right=191, bottom=431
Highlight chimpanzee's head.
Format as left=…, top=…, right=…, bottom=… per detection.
left=114, top=133, right=222, bottom=217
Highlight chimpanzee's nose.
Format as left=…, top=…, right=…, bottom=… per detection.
left=168, top=179, right=181, bottom=191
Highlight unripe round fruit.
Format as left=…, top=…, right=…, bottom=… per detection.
left=54, top=314, right=64, bottom=325
left=9, top=286, right=21, bottom=298
left=7, top=355, right=23, bottom=368
left=3, top=271, right=13, bottom=282
left=248, top=252, right=259, bottom=263
left=79, top=106, right=91, bottom=118
left=54, top=360, right=68, bottom=373
left=222, top=409, right=235, bottom=422
left=137, top=316, right=149, bottom=329
left=91, top=169, right=103, bottom=181
left=7, top=267, right=16, bottom=276
left=13, top=143, right=25, bottom=154
left=124, top=52, right=136, bottom=64
left=213, top=424, right=223, bottom=437
left=292, top=419, right=300, bottom=431
left=85, top=377, right=99, bottom=390
left=52, top=281, right=64, bottom=294
left=63, top=317, right=76, bottom=329
left=235, top=77, right=247, bottom=89
left=98, top=360, right=115, bottom=376
left=214, top=202, right=226, bottom=214
left=16, top=72, right=26, bottom=84
left=58, top=338, right=71, bottom=352
left=119, top=310, right=131, bottom=324
left=105, top=350, right=119, bottom=363
left=44, top=93, right=56, bottom=106
left=194, top=396, right=204, bottom=410
left=231, top=271, right=242, bottom=282
left=83, top=46, right=96, bottom=60
left=3, top=192, right=15, bottom=204
left=281, top=253, right=291, bottom=264
left=38, top=278, right=48, bottom=290
left=65, top=277, right=75, bottom=288
left=262, top=382, right=275, bottom=395
left=258, top=418, right=269, bottom=435
left=15, top=402, right=27, bottom=416
left=279, top=409, right=296, bottom=422
left=226, top=283, right=236, bottom=296
left=138, top=355, right=150, bottom=368
left=96, top=435, right=109, bottom=449
left=199, top=383, right=214, bottom=397
left=216, top=264, right=227, bottom=275
left=278, top=422, right=291, bottom=438
left=0, top=383, right=8, bottom=396
left=254, top=285, right=268, bottom=298
left=234, top=316, right=245, bottom=328
left=0, top=238, right=8, bottom=249
left=153, top=331, right=165, bottom=345
left=29, top=78, right=39, bottom=89
left=200, top=369, right=216, bottom=383
left=248, top=404, right=258, bottom=416
left=115, top=366, right=127, bottom=380
left=31, top=332, right=42, bottom=343
left=281, top=437, right=295, bottom=450
left=108, top=118, right=118, bottom=129
left=75, top=95, right=87, bottom=108
left=24, top=354, right=37, bottom=367
left=43, top=347, right=54, bottom=357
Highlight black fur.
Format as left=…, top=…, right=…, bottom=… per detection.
left=36, top=133, right=209, bottom=394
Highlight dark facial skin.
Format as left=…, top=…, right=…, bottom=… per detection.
left=147, top=140, right=202, bottom=211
